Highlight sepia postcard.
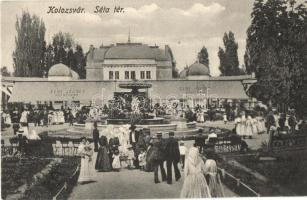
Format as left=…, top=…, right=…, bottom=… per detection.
left=1, top=0, right=306, bottom=199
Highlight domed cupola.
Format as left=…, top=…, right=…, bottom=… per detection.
left=48, top=63, right=79, bottom=81
left=186, top=61, right=210, bottom=80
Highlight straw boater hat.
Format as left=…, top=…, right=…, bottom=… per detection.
left=17, top=128, right=24, bottom=135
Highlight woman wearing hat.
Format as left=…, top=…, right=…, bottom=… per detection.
left=78, top=137, right=94, bottom=183
left=95, top=134, right=112, bottom=172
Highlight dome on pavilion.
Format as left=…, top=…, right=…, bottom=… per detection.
left=187, top=62, right=210, bottom=76
left=48, top=63, right=72, bottom=77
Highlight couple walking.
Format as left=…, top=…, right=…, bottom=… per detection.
left=150, top=132, right=181, bottom=184
left=180, top=146, right=225, bottom=198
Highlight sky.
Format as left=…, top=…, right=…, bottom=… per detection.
left=1, top=0, right=254, bottom=76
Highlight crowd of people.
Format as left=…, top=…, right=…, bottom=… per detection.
left=77, top=123, right=225, bottom=198
left=265, top=110, right=307, bottom=136
left=234, top=112, right=266, bottom=139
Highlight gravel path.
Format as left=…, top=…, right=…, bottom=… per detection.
left=69, top=165, right=237, bottom=199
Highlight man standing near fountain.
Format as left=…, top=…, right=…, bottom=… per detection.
left=129, top=124, right=139, bottom=168
left=165, top=132, right=181, bottom=184
left=150, top=132, right=166, bottom=183
left=92, top=122, right=99, bottom=152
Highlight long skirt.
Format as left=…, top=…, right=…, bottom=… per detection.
left=240, top=123, right=247, bottom=136
left=236, top=123, right=245, bottom=136
left=252, top=124, right=258, bottom=135
left=180, top=173, right=211, bottom=198
left=257, top=120, right=266, bottom=133
left=207, top=174, right=225, bottom=197
left=78, top=157, right=93, bottom=182
left=95, top=146, right=111, bottom=171
left=245, top=124, right=253, bottom=136
left=145, top=148, right=154, bottom=172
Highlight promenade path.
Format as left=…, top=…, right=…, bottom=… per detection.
left=69, top=166, right=237, bottom=199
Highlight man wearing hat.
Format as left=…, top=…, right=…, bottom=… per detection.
left=165, top=131, right=181, bottom=184
left=194, top=128, right=205, bottom=153
left=150, top=132, right=166, bottom=183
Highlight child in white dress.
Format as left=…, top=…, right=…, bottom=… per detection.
left=127, top=146, right=135, bottom=169
left=112, top=149, right=121, bottom=171
left=138, top=149, right=146, bottom=171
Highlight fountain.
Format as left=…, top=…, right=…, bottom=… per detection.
left=68, top=80, right=197, bottom=137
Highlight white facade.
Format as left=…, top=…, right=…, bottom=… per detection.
left=102, top=64, right=157, bottom=80
left=86, top=43, right=175, bottom=80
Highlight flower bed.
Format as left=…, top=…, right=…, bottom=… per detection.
left=1, top=157, right=52, bottom=199
left=235, top=156, right=307, bottom=196
left=217, top=154, right=304, bottom=196
left=21, top=157, right=81, bottom=200
left=1, top=156, right=80, bottom=199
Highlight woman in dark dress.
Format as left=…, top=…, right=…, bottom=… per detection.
left=95, top=135, right=111, bottom=172
left=92, top=122, right=99, bottom=152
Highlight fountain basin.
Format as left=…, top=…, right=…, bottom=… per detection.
left=68, top=121, right=198, bottom=136
left=106, top=117, right=165, bottom=125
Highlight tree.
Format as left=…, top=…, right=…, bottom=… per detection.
left=1, top=66, right=11, bottom=77
left=52, top=32, right=74, bottom=64
left=13, top=11, right=46, bottom=77
left=218, top=32, right=242, bottom=76
left=245, top=0, right=307, bottom=117
left=43, top=44, right=54, bottom=72
left=73, top=44, right=86, bottom=79
left=197, top=46, right=209, bottom=66
left=46, top=32, right=86, bottom=79
left=218, top=47, right=227, bottom=75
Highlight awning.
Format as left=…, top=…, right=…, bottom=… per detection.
left=149, top=80, right=249, bottom=100
left=9, top=82, right=105, bottom=102
left=8, top=79, right=249, bottom=103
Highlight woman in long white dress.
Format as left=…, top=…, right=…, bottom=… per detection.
left=180, top=147, right=211, bottom=198
left=20, top=110, right=28, bottom=124
left=240, top=114, right=247, bottom=137
left=235, top=117, right=242, bottom=136
left=251, top=117, right=259, bottom=135
left=204, top=159, right=224, bottom=197
left=199, top=110, right=205, bottom=123
left=78, top=137, right=94, bottom=183
left=256, top=116, right=264, bottom=134
left=245, top=116, right=253, bottom=138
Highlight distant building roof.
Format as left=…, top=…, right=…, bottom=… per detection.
left=88, top=43, right=171, bottom=62
left=210, top=74, right=255, bottom=81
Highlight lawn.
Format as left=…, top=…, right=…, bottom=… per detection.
left=217, top=153, right=307, bottom=196
left=1, top=157, right=52, bottom=199
left=236, top=155, right=307, bottom=196
left=21, top=157, right=80, bottom=200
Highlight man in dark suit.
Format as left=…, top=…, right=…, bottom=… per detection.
left=165, top=131, right=181, bottom=184
left=92, top=122, right=99, bottom=152
left=195, top=128, right=205, bottom=153
left=129, top=124, right=139, bottom=168
left=129, top=124, right=139, bottom=146
left=151, top=132, right=166, bottom=183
